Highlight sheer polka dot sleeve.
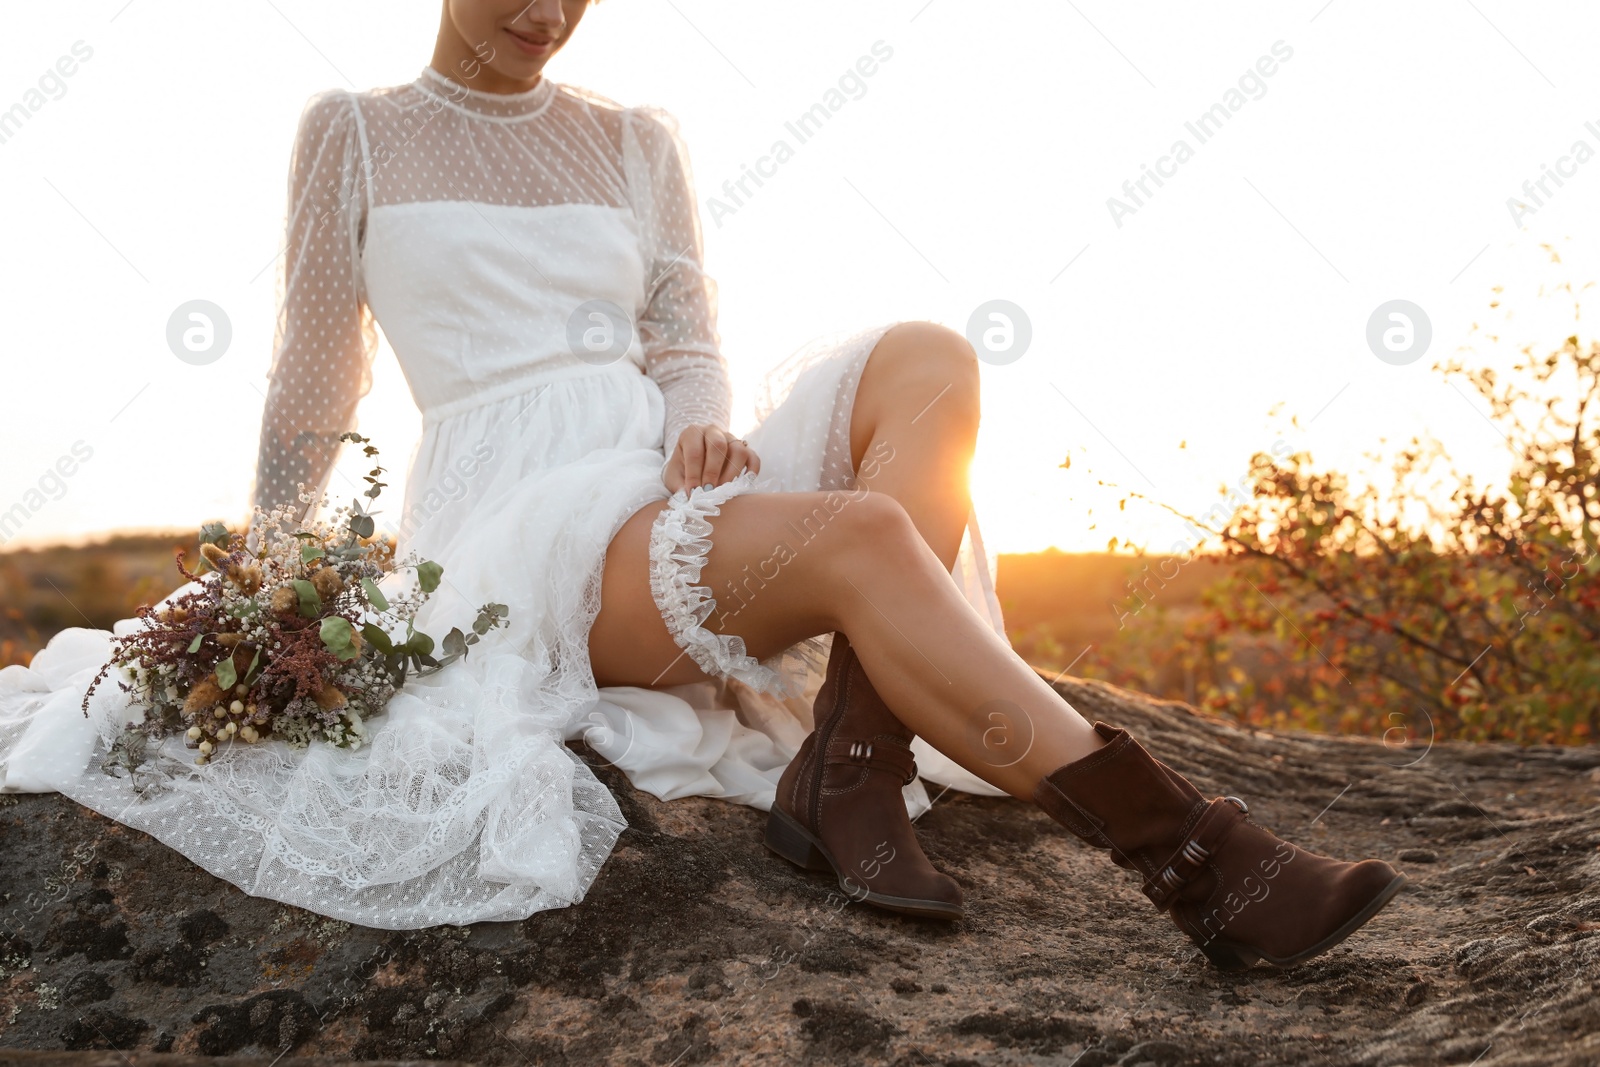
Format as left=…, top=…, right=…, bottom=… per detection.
left=623, top=105, right=733, bottom=451
left=250, top=89, right=379, bottom=524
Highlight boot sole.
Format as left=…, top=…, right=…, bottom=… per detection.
left=764, top=806, right=963, bottom=921
left=1198, top=872, right=1410, bottom=970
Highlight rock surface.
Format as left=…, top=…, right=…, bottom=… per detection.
left=2, top=675, right=1598, bottom=1066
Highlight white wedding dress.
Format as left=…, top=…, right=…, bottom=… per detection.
left=0, top=68, right=1007, bottom=929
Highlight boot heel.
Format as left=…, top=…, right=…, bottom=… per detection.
left=765, top=808, right=832, bottom=872
left=1198, top=940, right=1257, bottom=971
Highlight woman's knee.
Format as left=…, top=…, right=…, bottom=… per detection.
left=815, top=491, right=928, bottom=580
left=700, top=492, right=923, bottom=638
left=879, top=321, right=979, bottom=374
left=864, top=320, right=981, bottom=426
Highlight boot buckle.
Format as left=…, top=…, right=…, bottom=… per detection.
left=849, top=740, right=917, bottom=785
left=1157, top=837, right=1211, bottom=892
left=1142, top=796, right=1250, bottom=910
left=831, top=738, right=917, bottom=785
left=1224, top=795, right=1249, bottom=814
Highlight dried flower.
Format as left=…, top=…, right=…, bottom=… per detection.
left=237, top=562, right=264, bottom=596
left=310, top=566, right=344, bottom=601
left=183, top=678, right=226, bottom=714
left=313, top=684, right=347, bottom=711
left=79, top=434, right=508, bottom=777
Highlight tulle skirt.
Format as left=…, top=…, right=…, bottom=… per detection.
left=0, top=321, right=1007, bottom=929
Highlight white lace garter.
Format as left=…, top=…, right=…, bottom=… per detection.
left=647, top=470, right=794, bottom=696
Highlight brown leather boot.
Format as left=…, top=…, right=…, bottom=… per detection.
left=1034, top=721, right=1406, bottom=969
left=765, top=633, right=963, bottom=920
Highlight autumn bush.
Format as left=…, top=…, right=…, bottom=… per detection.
left=1099, top=274, right=1599, bottom=745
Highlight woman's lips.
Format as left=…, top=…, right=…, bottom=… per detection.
left=505, top=27, right=555, bottom=55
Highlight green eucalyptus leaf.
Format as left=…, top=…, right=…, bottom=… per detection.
left=416, top=560, right=443, bottom=594
left=349, top=514, right=375, bottom=539
left=214, top=656, right=237, bottom=690
left=361, top=577, right=389, bottom=612
left=292, top=580, right=322, bottom=618
left=320, top=616, right=354, bottom=654
left=405, top=630, right=435, bottom=658
left=187, top=634, right=205, bottom=653
left=301, top=543, right=325, bottom=564
left=361, top=623, right=394, bottom=655
left=442, top=627, right=467, bottom=657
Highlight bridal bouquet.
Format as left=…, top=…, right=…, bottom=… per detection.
left=83, top=432, right=508, bottom=776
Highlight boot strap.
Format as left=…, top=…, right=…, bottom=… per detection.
left=823, top=737, right=918, bottom=786
left=1140, top=796, right=1250, bottom=911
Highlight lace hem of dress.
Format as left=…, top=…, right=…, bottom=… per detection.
left=647, top=471, right=793, bottom=696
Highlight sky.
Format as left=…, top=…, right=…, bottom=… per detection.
left=1, top=0, right=1596, bottom=555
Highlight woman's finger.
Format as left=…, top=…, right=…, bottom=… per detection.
left=718, top=439, right=749, bottom=483
left=700, top=430, right=729, bottom=488
left=679, top=430, right=706, bottom=490
left=662, top=445, right=685, bottom=492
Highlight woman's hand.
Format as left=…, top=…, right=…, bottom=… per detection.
left=663, top=424, right=760, bottom=493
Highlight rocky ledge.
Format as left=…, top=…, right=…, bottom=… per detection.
left=2, top=675, right=1598, bottom=1066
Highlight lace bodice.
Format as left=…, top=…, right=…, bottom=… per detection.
left=251, top=66, right=732, bottom=520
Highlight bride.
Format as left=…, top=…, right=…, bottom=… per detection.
left=0, top=0, right=1405, bottom=968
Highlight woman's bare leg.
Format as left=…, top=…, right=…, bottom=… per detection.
left=847, top=321, right=981, bottom=570
left=589, top=491, right=1104, bottom=800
